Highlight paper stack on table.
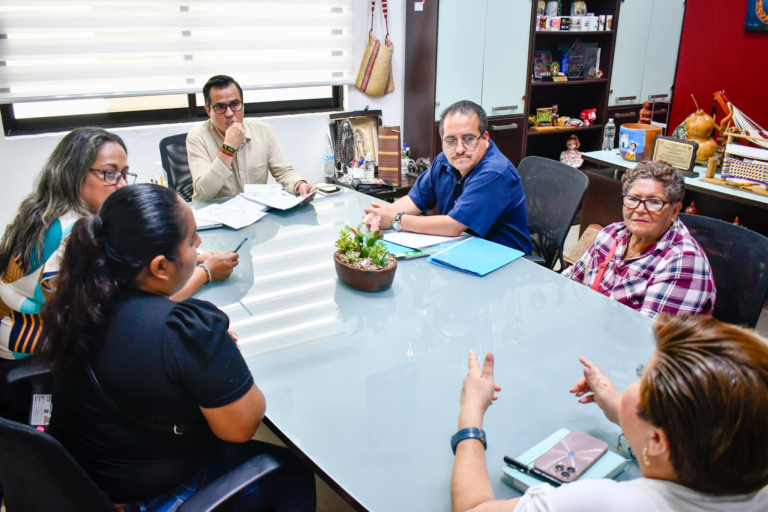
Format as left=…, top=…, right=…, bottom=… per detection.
left=383, top=232, right=467, bottom=250
left=241, top=184, right=315, bottom=210
left=194, top=196, right=267, bottom=230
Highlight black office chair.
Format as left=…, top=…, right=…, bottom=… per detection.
left=0, top=415, right=281, bottom=511
left=517, top=156, right=589, bottom=270
left=159, top=133, right=194, bottom=202
left=0, top=356, right=52, bottom=424
left=680, top=213, right=768, bottom=329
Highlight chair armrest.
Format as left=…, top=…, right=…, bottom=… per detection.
left=178, top=453, right=281, bottom=512
left=5, top=357, right=52, bottom=386
left=522, top=254, right=547, bottom=267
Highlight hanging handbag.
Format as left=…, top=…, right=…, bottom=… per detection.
left=354, top=0, right=395, bottom=97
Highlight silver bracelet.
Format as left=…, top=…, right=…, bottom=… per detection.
left=198, top=263, right=212, bottom=284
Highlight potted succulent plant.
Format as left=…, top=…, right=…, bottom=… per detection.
left=333, top=216, right=397, bottom=292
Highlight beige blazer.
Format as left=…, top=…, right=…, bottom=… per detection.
left=186, top=118, right=305, bottom=201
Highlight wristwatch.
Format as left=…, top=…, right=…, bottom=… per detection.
left=391, top=213, right=404, bottom=232
left=451, top=428, right=486, bottom=455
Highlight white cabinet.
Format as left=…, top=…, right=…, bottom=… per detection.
left=435, top=0, right=532, bottom=121
left=434, top=0, right=488, bottom=121
left=640, top=0, right=686, bottom=103
left=481, top=0, right=531, bottom=117
left=609, top=0, right=654, bottom=106
left=610, top=0, right=686, bottom=107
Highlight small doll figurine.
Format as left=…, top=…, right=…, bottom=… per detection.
left=560, top=135, right=584, bottom=168
left=552, top=104, right=560, bottom=124
left=639, top=101, right=652, bottom=124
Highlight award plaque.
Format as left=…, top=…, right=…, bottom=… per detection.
left=652, top=136, right=699, bottom=176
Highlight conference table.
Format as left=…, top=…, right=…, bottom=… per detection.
left=192, top=188, right=653, bottom=512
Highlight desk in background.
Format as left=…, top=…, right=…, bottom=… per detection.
left=328, top=174, right=416, bottom=203
left=193, top=188, right=650, bottom=511
left=582, top=150, right=768, bottom=237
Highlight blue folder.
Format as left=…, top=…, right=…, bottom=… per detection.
left=427, top=237, right=523, bottom=276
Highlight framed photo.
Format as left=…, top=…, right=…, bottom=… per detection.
left=533, top=51, right=553, bottom=79
left=351, top=117, right=378, bottom=164
left=745, top=0, right=768, bottom=31
left=652, top=135, right=699, bottom=176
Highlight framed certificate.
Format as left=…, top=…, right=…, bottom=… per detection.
left=652, top=136, right=699, bottom=176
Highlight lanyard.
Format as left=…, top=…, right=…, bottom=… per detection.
left=591, top=241, right=618, bottom=292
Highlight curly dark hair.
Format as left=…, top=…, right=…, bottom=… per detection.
left=621, top=160, right=685, bottom=204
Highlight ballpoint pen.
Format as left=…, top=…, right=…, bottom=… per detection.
left=503, top=456, right=562, bottom=487
left=234, top=237, right=248, bottom=253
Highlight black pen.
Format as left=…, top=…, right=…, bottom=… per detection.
left=234, top=237, right=248, bottom=253
left=503, top=456, right=562, bottom=487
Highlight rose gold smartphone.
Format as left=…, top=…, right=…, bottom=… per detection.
left=533, top=431, right=608, bottom=483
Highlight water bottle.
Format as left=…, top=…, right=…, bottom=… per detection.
left=602, top=119, right=616, bottom=151
left=324, top=145, right=335, bottom=180
left=150, top=161, right=168, bottom=187
left=365, top=151, right=375, bottom=179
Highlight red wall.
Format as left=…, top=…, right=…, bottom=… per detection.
left=670, top=0, right=768, bottom=131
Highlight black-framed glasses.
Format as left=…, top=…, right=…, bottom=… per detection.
left=441, top=134, right=484, bottom=151
left=90, top=168, right=137, bottom=185
left=622, top=195, right=670, bottom=213
left=208, top=99, right=244, bottom=115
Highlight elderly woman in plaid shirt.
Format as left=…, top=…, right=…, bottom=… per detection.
left=563, top=161, right=716, bottom=319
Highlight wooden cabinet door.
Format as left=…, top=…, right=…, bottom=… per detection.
left=435, top=0, right=488, bottom=121
left=640, top=0, right=686, bottom=105
left=609, top=0, right=655, bottom=107
left=481, top=0, right=531, bottom=118
left=488, top=116, right=525, bottom=167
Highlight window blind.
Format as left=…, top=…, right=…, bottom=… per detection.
left=0, top=0, right=354, bottom=104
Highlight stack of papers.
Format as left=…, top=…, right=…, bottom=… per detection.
left=427, top=237, right=523, bottom=276
left=194, top=196, right=267, bottom=230
left=241, top=184, right=315, bottom=210
left=383, top=232, right=466, bottom=250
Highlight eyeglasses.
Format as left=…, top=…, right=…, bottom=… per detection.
left=90, top=168, right=137, bottom=185
left=208, top=99, right=243, bottom=115
left=441, top=134, right=483, bottom=151
left=622, top=195, right=670, bottom=213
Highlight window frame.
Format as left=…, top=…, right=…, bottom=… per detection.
left=1, top=86, right=344, bottom=136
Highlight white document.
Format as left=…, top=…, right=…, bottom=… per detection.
left=194, top=199, right=267, bottom=230
left=383, top=232, right=467, bottom=250
left=241, top=184, right=316, bottom=210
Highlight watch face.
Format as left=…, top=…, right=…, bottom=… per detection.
left=392, top=221, right=401, bottom=232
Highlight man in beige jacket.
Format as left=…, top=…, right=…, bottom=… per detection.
left=186, top=75, right=317, bottom=202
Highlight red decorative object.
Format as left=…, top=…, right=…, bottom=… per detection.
left=580, top=109, right=597, bottom=127
left=684, top=201, right=698, bottom=214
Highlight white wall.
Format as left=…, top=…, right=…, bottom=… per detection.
left=0, top=0, right=406, bottom=230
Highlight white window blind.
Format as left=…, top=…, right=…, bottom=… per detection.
left=0, top=0, right=354, bottom=104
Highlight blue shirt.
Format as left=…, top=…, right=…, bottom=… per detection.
left=408, top=140, right=532, bottom=253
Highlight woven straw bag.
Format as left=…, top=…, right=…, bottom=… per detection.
left=355, top=0, right=395, bottom=97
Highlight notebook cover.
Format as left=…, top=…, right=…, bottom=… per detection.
left=501, top=429, right=629, bottom=493
left=378, top=125, right=401, bottom=185
left=427, top=237, right=523, bottom=276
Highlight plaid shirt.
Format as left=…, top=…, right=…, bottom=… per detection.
left=562, top=219, right=716, bottom=319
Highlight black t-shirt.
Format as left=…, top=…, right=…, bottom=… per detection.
left=49, top=289, right=254, bottom=503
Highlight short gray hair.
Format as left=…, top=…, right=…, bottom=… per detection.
left=622, top=161, right=685, bottom=204
left=438, top=100, right=488, bottom=137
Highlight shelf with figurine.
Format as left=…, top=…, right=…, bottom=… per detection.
left=528, top=106, right=601, bottom=135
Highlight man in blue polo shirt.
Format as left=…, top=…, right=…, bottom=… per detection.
left=364, top=100, right=532, bottom=253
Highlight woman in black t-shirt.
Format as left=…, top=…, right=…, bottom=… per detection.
left=43, top=184, right=315, bottom=511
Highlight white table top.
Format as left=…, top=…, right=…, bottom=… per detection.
left=582, top=149, right=768, bottom=208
